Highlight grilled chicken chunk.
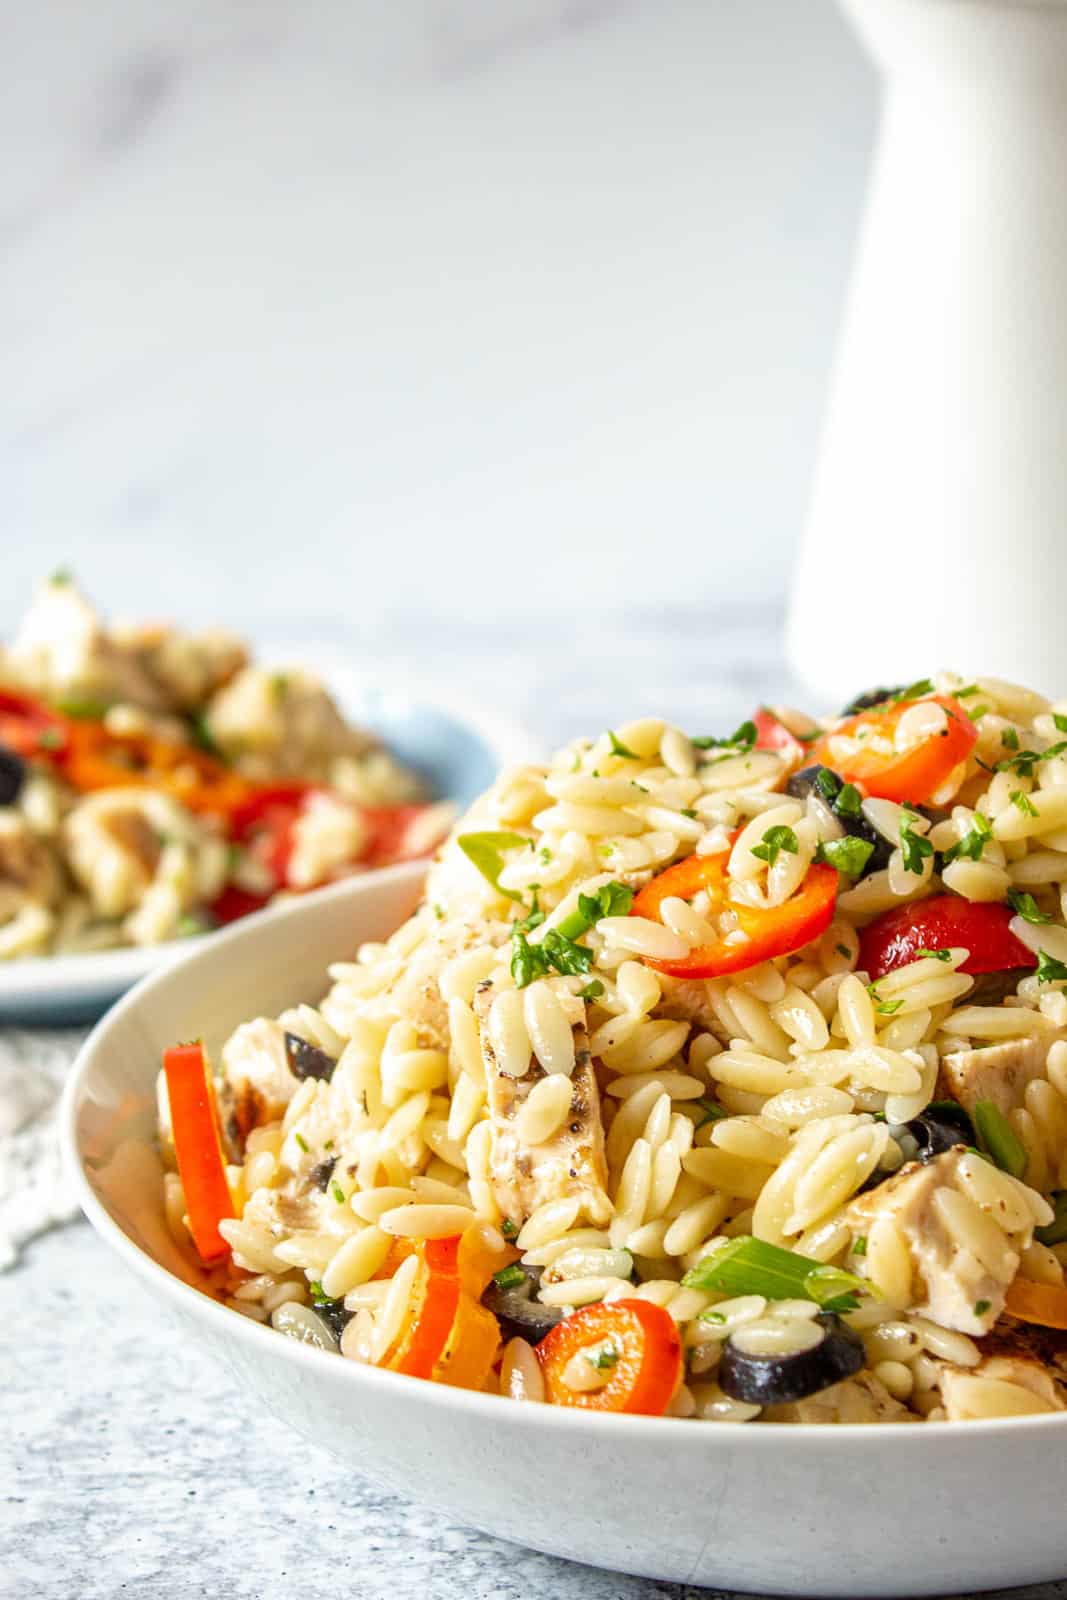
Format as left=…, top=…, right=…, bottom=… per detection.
left=220, top=1017, right=300, bottom=1139
left=937, top=1334, right=1067, bottom=1420
left=763, top=1371, right=914, bottom=1425
left=847, top=1148, right=1039, bottom=1336
left=941, top=1037, right=1049, bottom=1119
left=475, top=996, right=611, bottom=1227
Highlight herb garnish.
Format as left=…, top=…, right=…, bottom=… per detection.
left=751, top=824, right=798, bottom=868
left=1007, top=890, right=1052, bottom=925
left=1011, top=791, right=1038, bottom=818
left=1036, top=950, right=1067, bottom=984
left=607, top=731, right=640, bottom=760
left=942, top=812, right=992, bottom=866
left=815, top=836, right=875, bottom=877
left=899, top=809, right=934, bottom=875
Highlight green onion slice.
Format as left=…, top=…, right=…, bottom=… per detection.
left=973, top=1100, right=1028, bottom=1179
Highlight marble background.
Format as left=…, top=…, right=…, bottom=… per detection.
left=11, top=4, right=1062, bottom=1597
left=2, top=0, right=875, bottom=657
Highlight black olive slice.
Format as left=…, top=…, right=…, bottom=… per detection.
left=905, top=1103, right=974, bottom=1162
left=308, top=1156, right=337, bottom=1192
left=786, top=765, right=892, bottom=875
left=841, top=687, right=904, bottom=717
left=311, top=1295, right=353, bottom=1340
left=481, top=1263, right=563, bottom=1345
left=0, top=747, right=26, bottom=807
left=284, top=1032, right=336, bottom=1082
left=719, top=1313, right=865, bottom=1406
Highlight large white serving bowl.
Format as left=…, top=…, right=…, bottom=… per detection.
left=62, top=865, right=1067, bottom=1597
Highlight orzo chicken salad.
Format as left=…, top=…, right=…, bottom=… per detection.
left=159, top=676, right=1067, bottom=1424
left=0, top=575, right=453, bottom=959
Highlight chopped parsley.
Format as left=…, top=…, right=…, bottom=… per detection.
left=1036, top=950, right=1067, bottom=985
left=1055, top=713, right=1067, bottom=735
left=511, top=926, right=592, bottom=989
left=974, top=1300, right=992, bottom=1318
left=607, top=731, right=640, bottom=760
left=501, top=1218, right=519, bottom=1239
left=815, top=836, right=874, bottom=877
left=36, top=728, right=64, bottom=751
left=868, top=987, right=904, bottom=1016
left=680, top=807, right=698, bottom=819
left=584, top=1343, right=620, bottom=1372
left=578, top=979, right=605, bottom=1001
left=1007, top=890, right=1052, bottom=925
left=835, top=943, right=852, bottom=959
left=692, top=720, right=757, bottom=753
left=998, top=742, right=1067, bottom=778
left=914, top=947, right=952, bottom=962
left=834, top=782, right=863, bottom=819
left=330, top=1181, right=346, bottom=1204
left=751, top=824, right=799, bottom=868
left=1001, top=727, right=1020, bottom=751
left=557, top=881, right=634, bottom=940
left=492, top=1264, right=527, bottom=1291
left=955, top=684, right=981, bottom=699
left=694, top=1097, right=728, bottom=1129
left=852, top=1236, right=868, bottom=1257
left=432, top=903, right=446, bottom=921
left=188, top=710, right=220, bottom=755
left=899, top=808, right=934, bottom=875
left=538, top=847, right=553, bottom=865
left=294, top=1132, right=309, bottom=1153
left=942, top=812, right=992, bottom=866
left=457, top=830, right=531, bottom=903
left=48, top=567, right=72, bottom=585
left=1011, top=791, right=1038, bottom=818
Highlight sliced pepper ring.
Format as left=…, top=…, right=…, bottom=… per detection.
left=536, top=1298, right=682, bottom=1414
left=631, top=847, right=839, bottom=979
left=810, top=694, right=977, bottom=805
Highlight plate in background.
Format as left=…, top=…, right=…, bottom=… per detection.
left=0, top=688, right=536, bottom=1026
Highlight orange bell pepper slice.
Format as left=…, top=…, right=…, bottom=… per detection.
left=631, top=847, right=838, bottom=980
left=1005, top=1276, right=1067, bottom=1330
left=810, top=694, right=977, bottom=804
left=375, top=1227, right=509, bottom=1387
left=62, top=721, right=252, bottom=816
left=162, top=1041, right=235, bottom=1264
left=536, top=1299, right=682, bottom=1415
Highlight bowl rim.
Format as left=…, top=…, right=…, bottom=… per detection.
left=61, top=865, right=1067, bottom=1448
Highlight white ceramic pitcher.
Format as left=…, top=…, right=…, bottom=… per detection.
left=787, top=0, right=1067, bottom=703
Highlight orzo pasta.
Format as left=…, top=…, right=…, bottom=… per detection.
left=159, top=676, right=1067, bottom=1423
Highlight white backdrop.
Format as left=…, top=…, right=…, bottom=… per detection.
left=1, top=0, right=876, bottom=639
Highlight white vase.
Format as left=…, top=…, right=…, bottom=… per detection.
left=787, top=0, right=1067, bottom=703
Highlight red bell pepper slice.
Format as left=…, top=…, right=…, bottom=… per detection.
left=631, top=847, right=839, bottom=979
left=162, top=1041, right=234, bottom=1264
left=0, top=690, right=70, bottom=760
left=810, top=695, right=977, bottom=804
left=858, top=896, right=1036, bottom=981
left=536, top=1299, right=682, bottom=1415
left=753, top=707, right=806, bottom=769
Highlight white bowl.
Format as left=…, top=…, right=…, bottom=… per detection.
left=1, top=686, right=537, bottom=1025
left=62, top=866, right=1067, bottom=1597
